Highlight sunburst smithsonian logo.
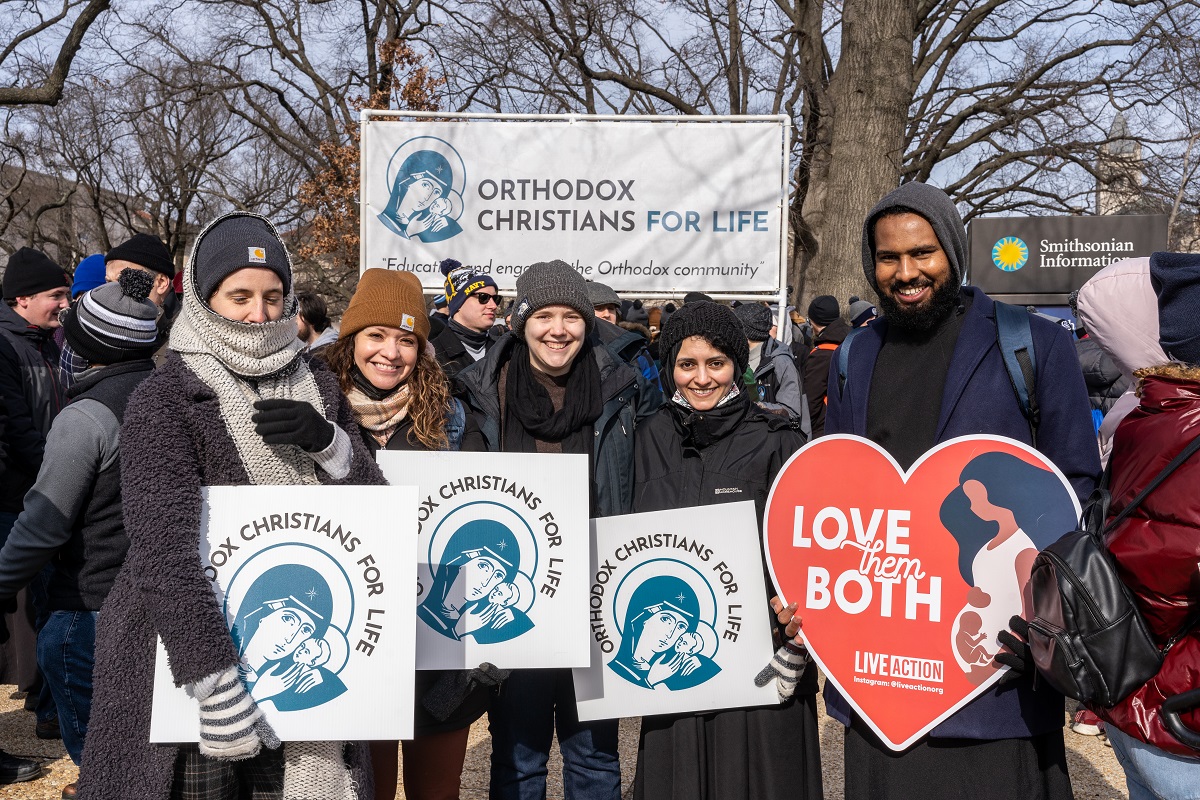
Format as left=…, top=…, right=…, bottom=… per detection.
left=992, top=237, right=1029, bottom=271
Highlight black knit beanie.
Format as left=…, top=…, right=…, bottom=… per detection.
left=683, top=291, right=714, bottom=305
left=807, top=295, right=840, bottom=326
left=192, top=213, right=291, bottom=301
left=511, top=260, right=595, bottom=337
left=63, top=269, right=162, bottom=364
left=2, top=247, right=68, bottom=300
left=734, top=302, right=773, bottom=342
left=1150, top=251, right=1200, bottom=364
left=658, top=301, right=749, bottom=391
left=106, top=233, right=175, bottom=277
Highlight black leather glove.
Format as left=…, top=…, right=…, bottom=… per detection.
left=996, top=615, right=1032, bottom=686
left=252, top=399, right=335, bottom=452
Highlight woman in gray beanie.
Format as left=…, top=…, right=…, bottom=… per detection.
left=455, top=259, right=661, bottom=800
left=629, top=301, right=821, bottom=800
left=77, top=212, right=386, bottom=800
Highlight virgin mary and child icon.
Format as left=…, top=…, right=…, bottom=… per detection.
left=608, top=571, right=722, bottom=691
left=418, top=519, right=536, bottom=644
left=229, top=562, right=352, bottom=711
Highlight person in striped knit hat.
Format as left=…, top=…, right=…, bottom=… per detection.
left=0, top=268, right=161, bottom=797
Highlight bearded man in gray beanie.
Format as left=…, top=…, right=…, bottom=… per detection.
left=779, top=182, right=1100, bottom=800
left=454, top=259, right=661, bottom=800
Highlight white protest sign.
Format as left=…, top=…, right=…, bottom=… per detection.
left=149, top=485, right=417, bottom=742
left=360, top=115, right=787, bottom=294
left=573, top=502, right=779, bottom=720
left=375, top=451, right=590, bottom=670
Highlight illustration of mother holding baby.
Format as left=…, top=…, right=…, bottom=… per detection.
left=939, top=451, right=1077, bottom=683
left=231, top=563, right=350, bottom=710
left=608, top=574, right=721, bottom=691
left=418, top=519, right=534, bottom=644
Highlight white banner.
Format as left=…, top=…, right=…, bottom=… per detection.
left=360, top=115, right=787, bottom=294
left=573, top=503, right=779, bottom=720
left=149, top=485, right=418, bottom=742
left=375, top=451, right=591, bottom=670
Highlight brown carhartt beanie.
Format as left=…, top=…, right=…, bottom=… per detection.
left=339, top=268, right=430, bottom=341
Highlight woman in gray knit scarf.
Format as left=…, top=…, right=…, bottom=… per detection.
left=77, top=212, right=386, bottom=800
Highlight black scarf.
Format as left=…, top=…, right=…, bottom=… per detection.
left=448, top=317, right=491, bottom=353
left=668, top=388, right=751, bottom=450
left=502, top=340, right=603, bottom=455
left=350, top=364, right=397, bottom=401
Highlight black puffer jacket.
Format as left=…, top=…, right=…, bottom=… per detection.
left=1075, top=334, right=1130, bottom=415
left=0, top=303, right=65, bottom=511
left=431, top=322, right=501, bottom=382
left=632, top=391, right=815, bottom=694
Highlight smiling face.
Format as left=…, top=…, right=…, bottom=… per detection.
left=672, top=335, right=736, bottom=411
left=872, top=212, right=959, bottom=331
left=353, top=325, right=419, bottom=392
left=207, top=267, right=285, bottom=323
left=13, top=286, right=70, bottom=329
left=524, top=304, right=586, bottom=376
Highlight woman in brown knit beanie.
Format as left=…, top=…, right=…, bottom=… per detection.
left=320, top=268, right=489, bottom=800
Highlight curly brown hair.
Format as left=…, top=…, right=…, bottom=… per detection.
left=320, top=333, right=452, bottom=451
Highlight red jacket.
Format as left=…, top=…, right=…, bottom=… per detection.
left=1100, top=371, right=1200, bottom=755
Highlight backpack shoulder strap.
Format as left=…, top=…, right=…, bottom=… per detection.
left=836, top=327, right=865, bottom=399
left=993, top=301, right=1040, bottom=446
left=1103, top=431, right=1200, bottom=536
left=445, top=397, right=467, bottom=451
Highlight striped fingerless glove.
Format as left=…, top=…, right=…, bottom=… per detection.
left=754, top=642, right=810, bottom=701
left=189, top=665, right=281, bottom=760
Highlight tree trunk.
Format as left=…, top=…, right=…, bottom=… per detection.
left=794, top=0, right=918, bottom=314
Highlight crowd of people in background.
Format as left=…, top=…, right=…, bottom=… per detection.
left=0, top=180, right=1194, bottom=800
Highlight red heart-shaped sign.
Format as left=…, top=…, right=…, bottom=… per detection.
left=765, top=434, right=1079, bottom=750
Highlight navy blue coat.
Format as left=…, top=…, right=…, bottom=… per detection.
left=823, top=287, right=1101, bottom=740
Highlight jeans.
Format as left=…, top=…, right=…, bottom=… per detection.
left=1106, top=724, right=1200, bottom=800
left=36, top=610, right=97, bottom=764
left=489, top=668, right=620, bottom=800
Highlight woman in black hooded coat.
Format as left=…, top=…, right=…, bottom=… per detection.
left=630, top=301, right=822, bottom=800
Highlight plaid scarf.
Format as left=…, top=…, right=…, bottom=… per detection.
left=347, top=383, right=411, bottom=446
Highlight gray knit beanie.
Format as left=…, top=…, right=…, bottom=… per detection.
left=192, top=213, right=292, bottom=301
left=733, top=302, right=773, bottom=342
left=511, top=260, right=595, bottom=336
left=585, top=280, right=621, bottom=310
left=63, top=268, right=161, bottom=364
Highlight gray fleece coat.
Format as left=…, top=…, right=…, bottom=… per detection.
left=77, top=352, right=386, bottom=800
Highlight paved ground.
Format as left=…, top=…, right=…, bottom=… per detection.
left=0, top=677, right=1130, bottom=799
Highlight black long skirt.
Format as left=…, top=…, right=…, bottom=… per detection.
left=634, top=694, right=824, bottom=800
left=843, top=714, right=1073, bottom=800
